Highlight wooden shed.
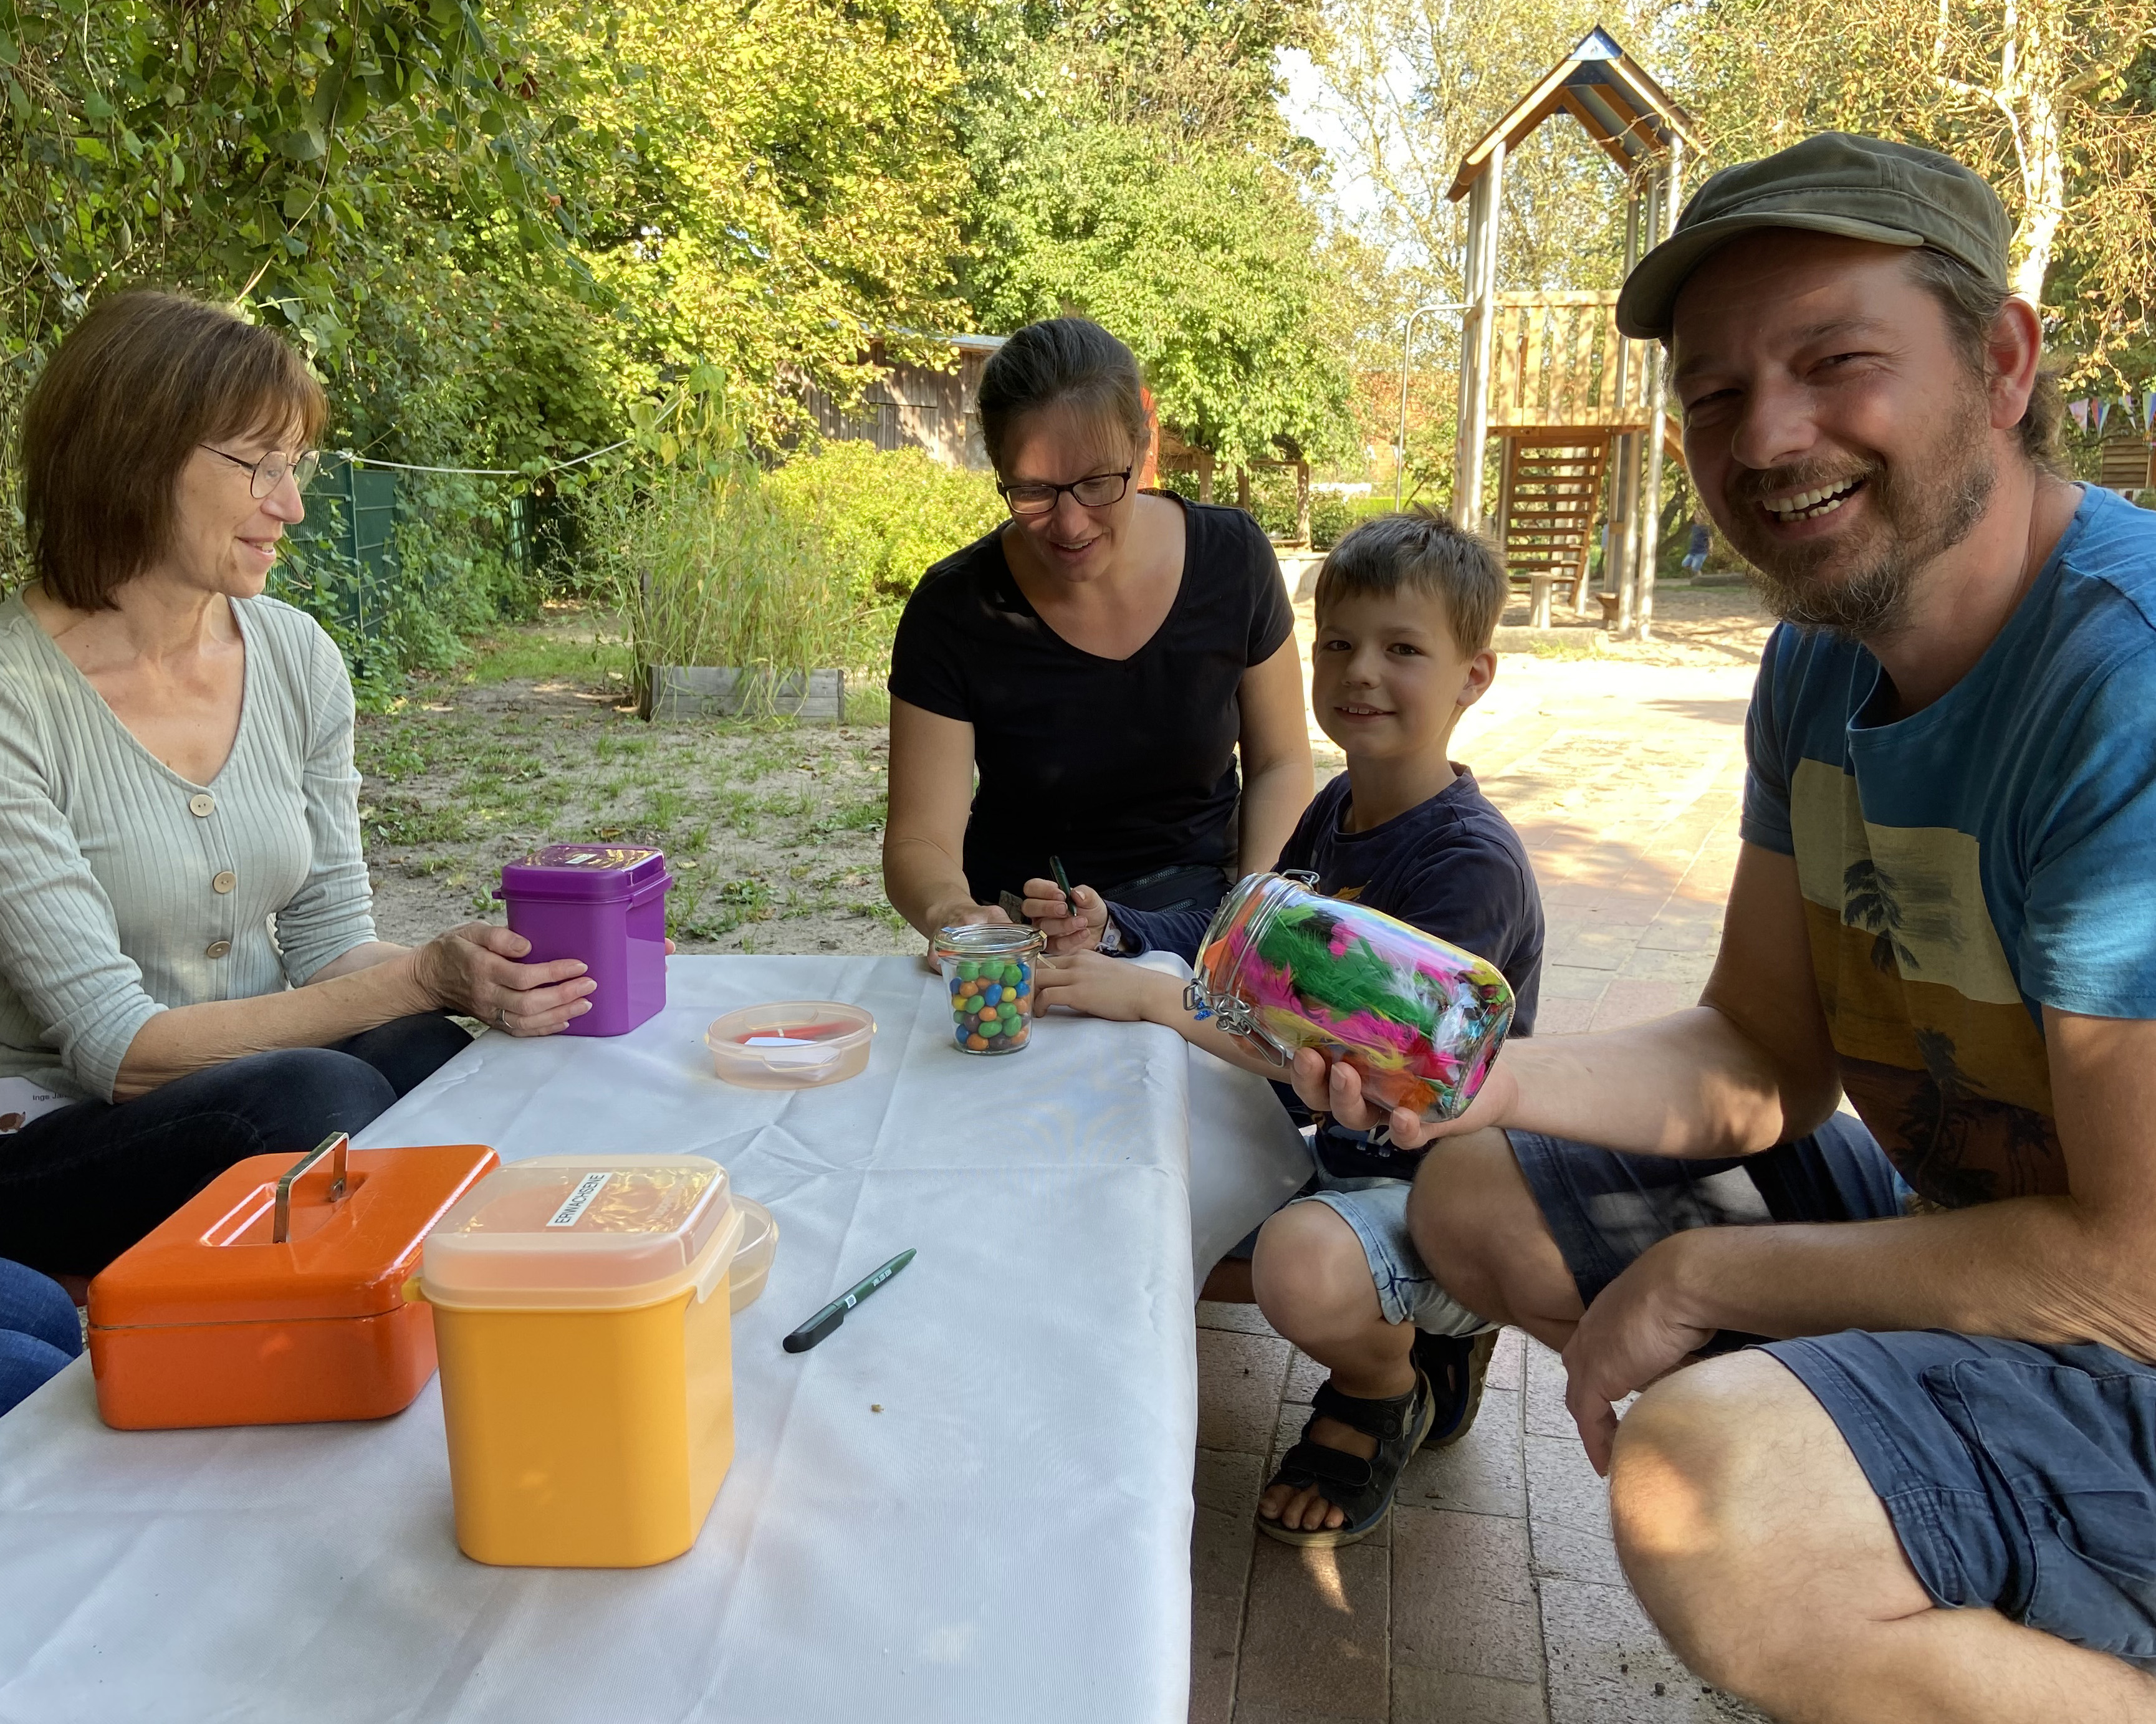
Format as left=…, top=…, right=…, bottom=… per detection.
left=1449, top=28, right=1698, bottom=636
left=797, top=334, right=1006, bottom=471
left=2099, top=434, right=2155, bottom=493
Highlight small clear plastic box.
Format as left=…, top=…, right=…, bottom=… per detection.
left=728, top=1197, right=778, bottom=1313
left=706, top=1001, right=875, bottom=1089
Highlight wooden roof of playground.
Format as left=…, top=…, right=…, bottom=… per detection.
left=1447, top=26, right=1700, bottom=202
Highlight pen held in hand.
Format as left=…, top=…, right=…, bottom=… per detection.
left=781, top=1247, right=917, bottom=1353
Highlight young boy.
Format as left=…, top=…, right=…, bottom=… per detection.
left=1035, top=509, right=1543, bottom=1548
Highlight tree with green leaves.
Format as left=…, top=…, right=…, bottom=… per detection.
left=540, top=0, right=972, bottom=441
left=0, top=0, right=628, bottom=678
left=954, top=0, right=1358, bottom=471
left=1679, top=0, right=2156, bottom=388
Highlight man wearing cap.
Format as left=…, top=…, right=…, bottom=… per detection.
left=1291, top=132, right=2156, bottom=1715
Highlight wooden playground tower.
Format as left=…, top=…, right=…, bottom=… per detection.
left=1449, top=29, right=1699, bottom=637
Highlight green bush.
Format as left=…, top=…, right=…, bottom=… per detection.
left=767, top=442, right=1003, bottom=606
left=1308, top=494, right=1348, bottom=548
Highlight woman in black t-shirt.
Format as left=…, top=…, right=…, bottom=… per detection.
left=884, top=318, right=1313, bottom=952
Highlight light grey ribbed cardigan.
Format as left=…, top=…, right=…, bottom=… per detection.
left=0, top=591, right=377, bottom=1102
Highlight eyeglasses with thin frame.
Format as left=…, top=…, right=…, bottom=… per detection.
left=997, top=467, right=1132, bottom=517
left=199, top=444, right=322, bottom=499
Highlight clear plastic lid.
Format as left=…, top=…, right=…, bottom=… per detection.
left=420, top=1155, right=735, bottom=1309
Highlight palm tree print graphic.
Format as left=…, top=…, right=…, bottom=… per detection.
left=1897, top=1028, right=1998, bottom=1206
left=1843, top=858, right=1918, bottom=974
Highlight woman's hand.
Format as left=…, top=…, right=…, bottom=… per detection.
left=414, top=923, right=598, bottom=1037
left=925, top=898, right=1012, bottom=934
left=1286, top=1045, right=1520, bottom=1149
left=917, top=898, right=1011, bottom=972
left=1022, top=878, right=1108, bottom=954
left=1035, top=951, right=1178, bottom=1022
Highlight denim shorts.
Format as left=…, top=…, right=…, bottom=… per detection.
left=1292, top=1167, right=1488, bottom=1339
left=1512, top=1116, right=2156, bottom=1666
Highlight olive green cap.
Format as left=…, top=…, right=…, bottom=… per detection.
left=1616, top=132, right=2011, bottom=340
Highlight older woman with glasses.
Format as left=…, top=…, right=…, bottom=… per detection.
left=0, top=290, right=596, bottom=1280
left=884, top=318, right=1312, bottom=958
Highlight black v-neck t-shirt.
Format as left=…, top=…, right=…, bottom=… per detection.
left=888, top=499, right=1295, bottom=903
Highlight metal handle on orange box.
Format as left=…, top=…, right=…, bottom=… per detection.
left=272, top=1132, right=350, bottom=1244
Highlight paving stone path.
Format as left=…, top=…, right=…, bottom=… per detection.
left=1193, top=601, right=1779, bottom=1724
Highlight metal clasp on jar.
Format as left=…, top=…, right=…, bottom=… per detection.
left=1182, top=979, right=1293, bottom=1066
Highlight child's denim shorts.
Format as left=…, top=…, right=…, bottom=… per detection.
left=1291, top=1166, right=1489, bottom=1339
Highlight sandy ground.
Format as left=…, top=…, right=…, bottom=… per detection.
left=358, top=663, right=913, bottom=957
left=358, top=580, right=1775, bottom=952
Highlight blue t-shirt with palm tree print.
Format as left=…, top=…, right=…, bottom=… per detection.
left=1741, top=485, right=2156, bottom=1209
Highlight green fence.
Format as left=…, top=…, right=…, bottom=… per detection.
left=278, top=462, right=403, bottom=640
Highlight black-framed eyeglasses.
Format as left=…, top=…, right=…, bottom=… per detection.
left=997, top=467, right=1132, bottom=517
left=200, top=444, right=322, bottom=499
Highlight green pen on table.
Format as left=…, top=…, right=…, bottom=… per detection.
left=782, top=1248, right=916, bottom=1353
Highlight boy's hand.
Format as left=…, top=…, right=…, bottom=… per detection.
left=1021, top=877, right=1108, bottom=954
left=1035, top=951, right=1176, bottom=1022
left=1287, top=1046, right=1519, bottom=1147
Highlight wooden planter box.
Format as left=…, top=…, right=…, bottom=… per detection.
left=640, top=666, right=846, bottom=723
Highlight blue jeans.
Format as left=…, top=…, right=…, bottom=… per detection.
left=0, top=1013, right=471, bottom=1276
left=0, top=1257, right=82, bottom=1415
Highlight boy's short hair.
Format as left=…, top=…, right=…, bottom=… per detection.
left=1313, top=508, right=1508, bottom=654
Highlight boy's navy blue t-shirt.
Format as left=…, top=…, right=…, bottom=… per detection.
left=1116, top=766, right=1544, bottom=1179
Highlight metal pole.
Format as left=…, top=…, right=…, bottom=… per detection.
left=1395, top=301, right=1470, bottom=510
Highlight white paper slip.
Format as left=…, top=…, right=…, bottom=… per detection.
left=743, top=1035, right=843, bottom=1070
left=0, top=1078, right=72, bottom=1134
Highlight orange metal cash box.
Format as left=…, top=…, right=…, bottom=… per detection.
left=86, top=1134, right=497, bottom=1430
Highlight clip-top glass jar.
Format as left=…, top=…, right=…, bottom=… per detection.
left=937, top=922, right=1045, bottom=1055
left=1186, top=872, right=1515, bottom=1122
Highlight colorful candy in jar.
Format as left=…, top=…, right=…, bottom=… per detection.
left=1190, top=873, right=1514, bottom=1121
left=935, top=923, right=1045, bottom=1056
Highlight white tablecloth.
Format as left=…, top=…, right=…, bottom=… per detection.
left=0, top=955, right=1292, bottom=1724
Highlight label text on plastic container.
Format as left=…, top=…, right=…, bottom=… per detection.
left=547, top=1172, right=612, bottom=1228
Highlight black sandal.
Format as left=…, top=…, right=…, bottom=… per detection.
left=1257, top=1371, right=1436, bottom=1548
left=1414, top=1328, right=1500, bottom=1450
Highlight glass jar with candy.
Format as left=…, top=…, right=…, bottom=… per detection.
left=1185, top=872, right=1515, bottom=1121
left=936, top=923, right=1044, bottom=1055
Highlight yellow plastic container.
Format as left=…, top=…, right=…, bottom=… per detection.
left=413, top=1154, right=745, bottom=1568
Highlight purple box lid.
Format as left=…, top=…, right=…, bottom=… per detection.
left=500, top=844, right=668, bottom=903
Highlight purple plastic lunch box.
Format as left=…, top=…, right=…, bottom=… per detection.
left=496, top=845, right=673, bottom=1037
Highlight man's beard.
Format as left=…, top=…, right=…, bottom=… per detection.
left=1723, top=389, right=1996, bottom=639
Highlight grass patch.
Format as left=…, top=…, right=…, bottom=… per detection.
left=458, top=626, right=632, bottom=689
left=358, top=607, right=908, bottom=956
left=843, top=682, right=891, bottom=726
left=1524, top=633, right=1602, bottom=661
left=362, top=796, right=472, bottom=846
left=810, top=792, right=886, bottom=836
left=671, top=874, right=776, bottom=940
